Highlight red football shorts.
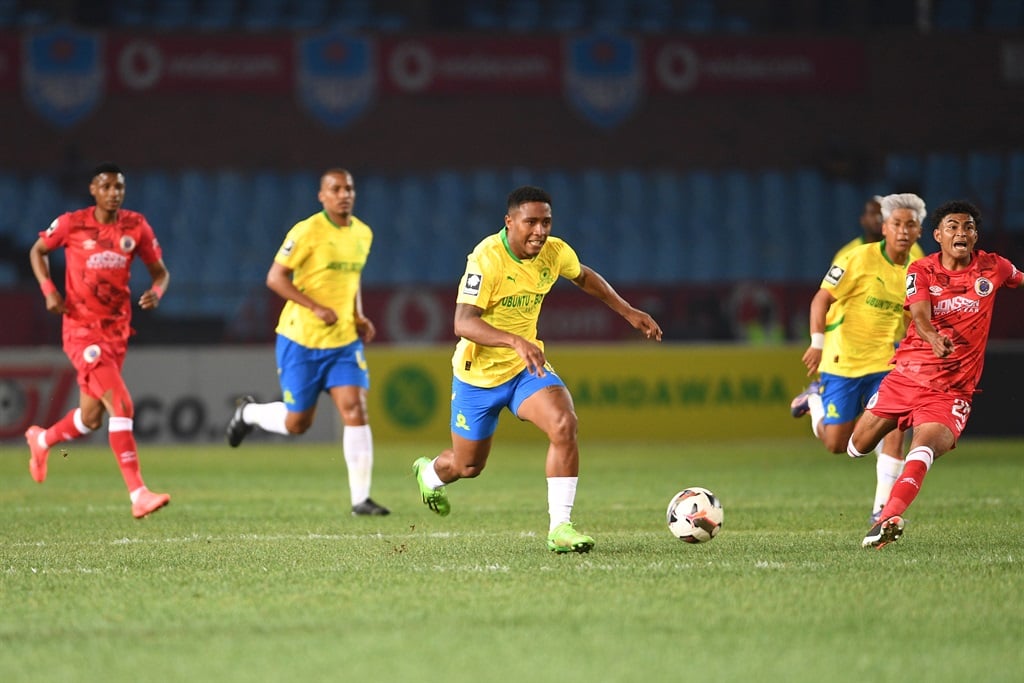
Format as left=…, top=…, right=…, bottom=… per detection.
left=865, top=369, right=971, bottom=442
left=63, top=334, right=128, bottom=400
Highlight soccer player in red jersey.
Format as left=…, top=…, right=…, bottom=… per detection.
left=848, top=200, right=1022, bottom=548
left=25, top=162, right=172, bottom=519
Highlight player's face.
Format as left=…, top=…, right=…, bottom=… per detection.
left=89, top=172, right=125, bottom=212
left=934, top=213, right=978, bottom=262
left=860, top=200, right=882, bottom=238
left=318, top=172, right=355, bottom=222
left=881, top=207, right=922, bottom=255
left=504, top=201, right=552, bottom=259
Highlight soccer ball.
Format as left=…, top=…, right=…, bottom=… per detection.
left=666, top=487, right=723, bottom=543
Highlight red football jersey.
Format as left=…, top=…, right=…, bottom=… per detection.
left=895, top=250, right=1022, bottom=394
left=40, top=207, right=162, bottom=342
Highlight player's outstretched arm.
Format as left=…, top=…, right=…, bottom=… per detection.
left=571, top=264, right=663, bottom=341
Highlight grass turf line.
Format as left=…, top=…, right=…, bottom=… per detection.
left=1, top=438, right=1021, bottom=683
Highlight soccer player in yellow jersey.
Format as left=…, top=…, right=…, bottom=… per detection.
left=413, top=186, right=663, bottom=553
left=827, top=196, right=926, bottom=354
left=226, top=168, right=388, bottom=516
left=791, top=193, right=925, bottom=522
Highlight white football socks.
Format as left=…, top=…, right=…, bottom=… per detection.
left=243, top=401, right=289, bottom=435
left=807, top=393, right=825, bottom=438
left=343, top=425, right=374, bottom=505
left=547, top=477, right=578, bottom=531
left=873, top=453, right=904, bottom=515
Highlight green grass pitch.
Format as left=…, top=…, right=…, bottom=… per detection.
left=2, top=437, right=1022, bottom=683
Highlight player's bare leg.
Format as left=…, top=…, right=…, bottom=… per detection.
left=517, top=386, right=594, bottom=553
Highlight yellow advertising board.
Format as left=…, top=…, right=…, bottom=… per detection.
left=367, top=344, right=810, bottom=442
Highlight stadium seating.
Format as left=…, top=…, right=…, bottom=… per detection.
left=3, top=151, right=1021, bottom=318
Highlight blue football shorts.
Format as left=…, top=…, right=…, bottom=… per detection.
left=450, top=365, right=566, bottom=440
left=276, top=335, right=369, bottom=412
left=818, top=370, right=889, bottom=425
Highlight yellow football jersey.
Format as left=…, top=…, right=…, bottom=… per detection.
left=819, top=240, right=917, bottom=377
left=453, top=229, right=581, bottom=387
left=273, top=211, right=371, bottom=349
left=825, top=237, right=924, bottom=342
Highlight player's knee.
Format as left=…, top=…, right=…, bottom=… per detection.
left=80, top=407, right=104, bottom=431
left=822, top=434, right=848, bottom=454
left=547, top=410, right=578, bottom=445
left=285, top=417, right=313, bottom=435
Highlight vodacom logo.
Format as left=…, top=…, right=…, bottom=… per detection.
left=388, top=41, right=434, bottom=92
left=118, top=39, right=163, bottom=90
left=655, top=42, right=699, bottom=93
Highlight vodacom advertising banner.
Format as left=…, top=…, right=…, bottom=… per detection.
left=0, top=345, right=809, bottom=446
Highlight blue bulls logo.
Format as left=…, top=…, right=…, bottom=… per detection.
left=22, top=26, right=103, bottom=128
left=297, top=31, right=375, bottom=129
left=564, top=33, right=643, bottom=129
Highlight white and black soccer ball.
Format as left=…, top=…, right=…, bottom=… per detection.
left=666, top=487, right=723, bottom=543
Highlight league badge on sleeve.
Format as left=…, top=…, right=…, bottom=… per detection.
left=825, top=264, right=844, bottom=286
left=462, top=272, right=482, bottom=297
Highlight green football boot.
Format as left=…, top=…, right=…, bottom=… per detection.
left=547, top=522, right=595, bottom=554
left=412, top=457, right=450, bottom=517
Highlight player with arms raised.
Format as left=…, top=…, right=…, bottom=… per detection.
left=412, top=185, right=663, bottom=553
left=25, top=162, right=171, bottom=518
left=848, top=200, right=1022, bottom=548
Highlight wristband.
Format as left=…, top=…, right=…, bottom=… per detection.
left=151, top=285, right=164, bottom=300
left=810, top=332, right=825, bottom=350
left=40, top=278, right=58, bottom=296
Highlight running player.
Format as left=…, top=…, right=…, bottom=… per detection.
left=25, top=162, right=171, bottom=518
left=792, top=193, right=925, bottom=521
left=412, top=185, right=663, bottom=553
left=225, top=168, right=389, bottom=517
left=850, top=200, right=1022, bottom=548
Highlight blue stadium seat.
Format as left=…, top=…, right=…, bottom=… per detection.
left=986, top=0, right=1024, bottom=30
left=633, top=0, right=674, bottom=33
left=109, top=0, right=149, bottom=27
left=21, top=175, right=65, bottom=240
left=465, top=0, right=501, bottom=30
left=592, top=0, right=630, bottom=31
left=932, top=0, right=975, bottom=31
left=579, top=168, right=614, bottom=219
left=549, top=0, right=586, bottom=31
left=650, top=213, right=684, bottom=282
left=965, top=151, right=1003, bottom=217
left=721, top=170, right=757, bottom=280
left=194, top=0, right=238, bottom=31
left=793, top=168, right=831, bottom=277
left=923, top=152, right=966, bottom=212
left=0, top=0, right=17, bottom=28
left=1002, top=151, right=1024, bottom=232
left=678, top=0, right=715, bottom=32
left=757, top=170, right=796, bottom=281
left=242, top=0, right=286, bottom=32
left=0, top=172, right=24, bottom=240
left=134, top=170, right=178, bottom=233
left=686, top=170, right=721, bottom=282
left=616, top=168, right=647, bottom=217
left=286, top=0, right=329, bottom=29
left=329, top=0, right=373, bottom=29
left=505, top=0, right=541, bottom=32
left=884, top=152, right=924, bottom=190
left=650, top=170, right=685, bottom=218
left=151, top=0, right=192, bottom=31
